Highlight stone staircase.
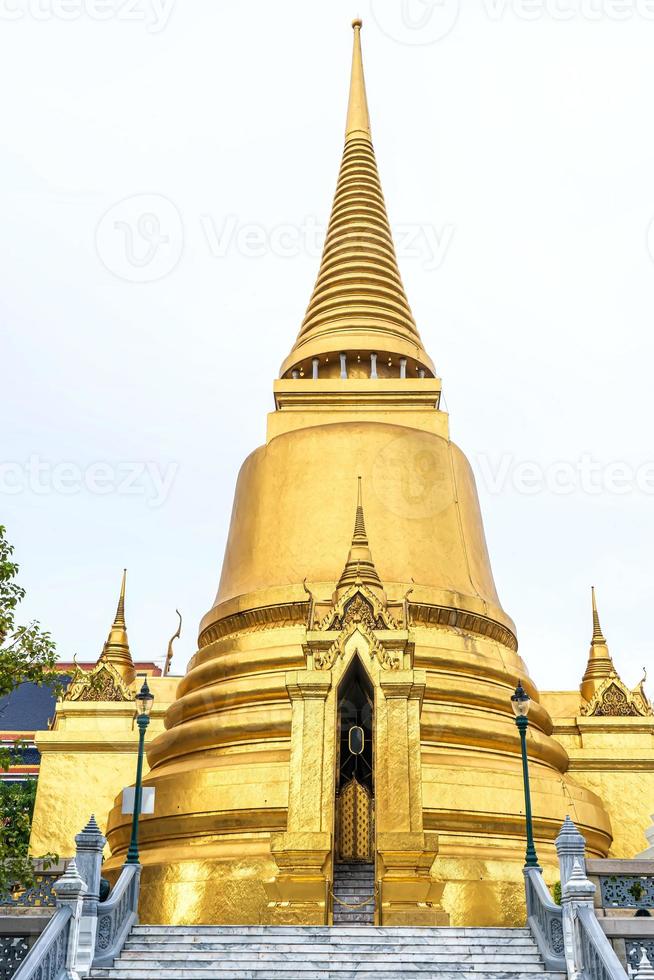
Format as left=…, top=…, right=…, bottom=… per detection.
left=89, top=925, right=568, bottom=979
left=332, top=862, right=375, bottom=925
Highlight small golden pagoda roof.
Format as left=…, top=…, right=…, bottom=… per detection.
left=580, top=586, right=652, bottom=716
left=336, top=477, right=384, bottom=599
left=280, top=20, right=434, bottom=378
left=580, top=586, right=615, bottom=703
left=98, top=569, right=136, bottom=685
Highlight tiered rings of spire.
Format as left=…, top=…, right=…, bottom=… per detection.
left=280, top=21, right=434, bottom=380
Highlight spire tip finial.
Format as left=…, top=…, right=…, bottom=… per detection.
left=346, top=13, right=371, bottom=142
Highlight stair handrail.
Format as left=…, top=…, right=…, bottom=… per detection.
left=11, top=906, right=73, bottom=980
left=12, top=859, right=87, bottom=980
left=92, top=863, right=141, bottom=969
left=575, top=903, right=627, bottom=980
left=524, top=866, right=566, bottom=971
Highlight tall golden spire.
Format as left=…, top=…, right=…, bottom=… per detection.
left=280, top=20, right=434, bottom=378
left=336, top=477, right=383, bottom=597
left=581, top=586, right=615, bottom=703
left=99, top=570, right=135, bottom=684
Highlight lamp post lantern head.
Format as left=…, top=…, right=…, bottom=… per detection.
left=135, top=677, right=154, bottom=718
left=511, top=680, right=531, bottom=718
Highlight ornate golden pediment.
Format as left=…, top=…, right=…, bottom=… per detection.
left=63, top=659, right=133, bottom=704
left=581, top=673, right=652, bottom=718
left=309, top=586, right=403, bottom=673
left=317, top=584, right=397, bottom=633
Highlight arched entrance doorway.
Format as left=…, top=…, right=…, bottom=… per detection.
left=335, top=656, right=374, bottom=863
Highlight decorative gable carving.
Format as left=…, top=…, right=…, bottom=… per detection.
left=63, top=659, right=133, bottom=704
left=308, top=584, right=404, bottom=673
left=581, top=673, right=652, bottom=718
left=318, top=584, right=397, bottom=633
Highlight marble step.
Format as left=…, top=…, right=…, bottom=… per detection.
left=90, top=963, right=566, bottom=980
left=128, top=934, right=535, bottom=946
left=131, top=927, right=533, bottom=937
left=124, top=943, right=538, bottom=954
left=92, top=923, right=558, bottom=980
left=117, top=953, right=544, bottom=965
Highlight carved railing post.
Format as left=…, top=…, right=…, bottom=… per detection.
left=562, top=859, right=597, bottom=978
left=53, top=858, right=87, bottom=980
left=635, top=950, right=654, bottom=980
left=73, top=815, right=107, bottom=975
left=556, top=814, right=587, bottom=888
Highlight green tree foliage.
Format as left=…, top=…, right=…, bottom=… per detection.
left=0, top=525, right=60, bottom=894
left=0, top=779, right=37, bottom=855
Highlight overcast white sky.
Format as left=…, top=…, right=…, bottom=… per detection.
left=2, top=0, right=654, bottom=694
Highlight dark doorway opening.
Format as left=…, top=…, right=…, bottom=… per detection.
left=335, top=656, right=374, bottom=863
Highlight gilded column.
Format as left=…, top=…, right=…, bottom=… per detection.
left=377, top=670, right=448, bottom=926
left=264, top=670, right=332, bottom=924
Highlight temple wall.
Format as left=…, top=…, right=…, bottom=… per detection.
left=29, top=676, right=178, bottom=858
left=541, top=691, right=654, bottom=860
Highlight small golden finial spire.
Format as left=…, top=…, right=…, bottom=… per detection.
left=353, top=476, right=367, bottom=541
left=346, top=18, right=371, bottom=143
left=99, top=569, right=135, bottom=684
left=580, top=586, right=615, bottom=703
left=591, top=585, right=605, bottom=643
left=336, top=478, right=383, bottom=596
left=114, top=568, right=127, bottom=627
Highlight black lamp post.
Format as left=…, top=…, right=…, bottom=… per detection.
left=126, top=677, right=154, bottom=865
left=511, top=681, right=540, bottom=869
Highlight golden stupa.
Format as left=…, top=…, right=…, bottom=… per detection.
left=99, top=21, right=615, bottom=927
